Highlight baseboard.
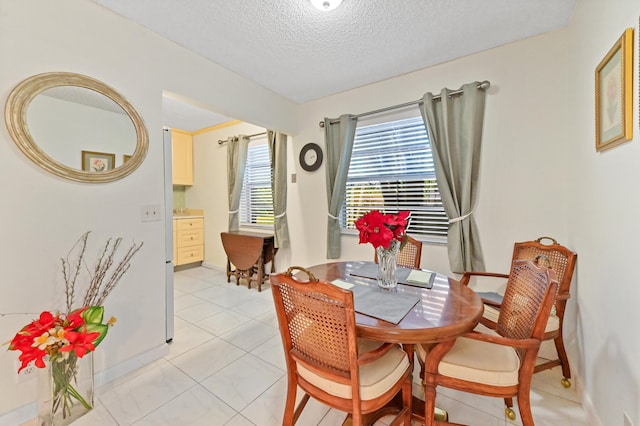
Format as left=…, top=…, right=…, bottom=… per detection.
left=94, top=343, right=169, bottom=387
left=201, top=261, right=224, bottom=272
left=0, top=343, right=169, bottom=425
left=576, top=374, right=603, bottom=426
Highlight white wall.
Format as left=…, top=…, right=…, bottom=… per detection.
left=288, top=30, right=572, bottom=276
left=0, top=0, right=296, bottom=419
left=565, top=0, right=640, bottom=422
left=190, top=3, right=640, bottom=423
left=191, top=4, right=578, bottom=395
left=3, top=0, right=639, bottom=423
left=187, top=122, right=267, bottom=269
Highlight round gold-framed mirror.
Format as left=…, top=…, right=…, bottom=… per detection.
left=5, top=72, right=148, bottom=183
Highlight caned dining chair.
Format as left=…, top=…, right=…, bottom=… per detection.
left=270, top=267, right=413, bottom=426
left=418, top=259, right=558, bottom=425
left=374, top=235, right=423, bottom=269
left=459, top=237, right=577, bottom=389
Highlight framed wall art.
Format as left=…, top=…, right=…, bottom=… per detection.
left=82, top=150, right=115, bottom=172
left=595, top=28, right=633, bottom=152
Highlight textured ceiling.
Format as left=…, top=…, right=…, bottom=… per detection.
left=92, top=0, right=576, bottom=131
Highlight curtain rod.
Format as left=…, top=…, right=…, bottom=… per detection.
left=318, top=81, right=490, bottom=128
left=217, top=131, right=267, bottom=145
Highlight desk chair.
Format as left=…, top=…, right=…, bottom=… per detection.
left=419, top=259, right=558, bottom=425
left=270, top=267, right=413, bottom=426
left=374, top=235, right=423, bottom=269
left=460, top=237, right=577, bottom=388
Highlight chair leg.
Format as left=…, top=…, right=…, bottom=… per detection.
left=283, top=378, right=307, bottom=426
left=504, top=397, right=515, bottom=420
left=402, top=375, right=412, bottom=426
left=423, top=375, right=437, bottom=426
left=554, top=334, right=572, bottom=386
left=516, top=388, right=535, bottom=426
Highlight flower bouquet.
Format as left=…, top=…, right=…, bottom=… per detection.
left=6, top=231, right=142, bottom=425
left=355, top=210, right=410, bottom=288
left=10, top=307, right=114, bottom=420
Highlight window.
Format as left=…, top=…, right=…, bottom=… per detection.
left=240, top=140, right=274, bottom=227
left=341, top=116, right=448, bottom=243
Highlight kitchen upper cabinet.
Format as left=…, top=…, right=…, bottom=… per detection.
left=171, top=129, right=193, bottom=185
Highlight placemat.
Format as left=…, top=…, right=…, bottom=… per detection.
left=332, top=279, right=419, bottom=324
left=349, top=263, right=435, bottom=289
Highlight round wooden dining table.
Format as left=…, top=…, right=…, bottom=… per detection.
left=305, top=261, right=484, bottom=424
left=306, top=261, right=483, bottom=343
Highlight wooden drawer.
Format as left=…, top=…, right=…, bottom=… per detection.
left=177, top=245, right=204, bottom=264
left=175, top=217, right=203, bottom=231
left=176, top=229, right=203, bottom=248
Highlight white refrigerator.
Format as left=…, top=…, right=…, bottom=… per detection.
left=163, top=128, right=174, bottom=342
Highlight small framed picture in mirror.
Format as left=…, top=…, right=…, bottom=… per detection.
left=82, top=150, right=115, bottom=172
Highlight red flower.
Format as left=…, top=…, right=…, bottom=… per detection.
left=65, top=308, right=87, bottom=329
left=59, top=327, right=100, bottom=358
left=16, top=346, right=47, bottom=372
left=355, top=210, right=411, bottom=249
left=8, top=306, right=112, bottom=372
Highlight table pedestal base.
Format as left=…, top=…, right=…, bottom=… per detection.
left=341, top=395, right=448, bottom=425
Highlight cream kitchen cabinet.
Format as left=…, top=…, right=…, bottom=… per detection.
left=171, top=129, right=193, bottom=186
left=174, top=216, right=204, bottom=266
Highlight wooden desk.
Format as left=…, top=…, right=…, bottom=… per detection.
left=306, top=261, right=483, bottom=424
left=221, top=231, right=277, bottom=292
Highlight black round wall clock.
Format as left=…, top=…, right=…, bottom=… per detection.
left=299, top=143, right=323, bottom=172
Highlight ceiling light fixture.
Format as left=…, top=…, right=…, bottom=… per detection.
left=310, top=0, right=343, bottom=11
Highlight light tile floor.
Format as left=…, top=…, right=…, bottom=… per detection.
left=32, top=266, right=591, bottom=425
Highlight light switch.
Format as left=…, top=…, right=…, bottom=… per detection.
left=140, top=204, right=161, bottom=222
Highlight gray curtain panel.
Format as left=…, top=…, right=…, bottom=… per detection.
left=226, top=135, right=249, bottom=231
left=419, top=82, right=487, bottom=273
left=324, top=115, right=358, bottom=259
left=268, top=130, right=290, bottom=249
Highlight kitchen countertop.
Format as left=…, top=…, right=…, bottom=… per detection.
left=173, top=208, right=204, bottom=218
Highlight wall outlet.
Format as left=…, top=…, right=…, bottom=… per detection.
left=624, top=411, right=633, bottom=426
left=15, top=361, right=37, bottom=384
left=140, top=204, right=161, bottom=222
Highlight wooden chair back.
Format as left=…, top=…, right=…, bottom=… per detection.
left=421, top=258, right=558, bottom=425
left=271, top=267, right=412, bottom=425
left=271, top=268, right=358, bottom=381
left=497, top=258, right=559, bottom=344
left=511, top=237, right=576, bottom=309
left=374, top=235, right=423, bottom=269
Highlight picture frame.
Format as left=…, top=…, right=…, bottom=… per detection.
left=123, top=154, right=132, bottom=163
left=82, top=150, right=115, bottom=172
left=595, top=28, right=633, bottom=152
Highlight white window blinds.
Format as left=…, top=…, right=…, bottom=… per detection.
left=341, top=116, right=448, bottom=243
left=240, top=141, right=274, bottom=227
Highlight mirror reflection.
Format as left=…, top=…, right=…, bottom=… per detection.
left=28, top=86, right=137, bottom=172
left=5, top=72, right=148, bottom=183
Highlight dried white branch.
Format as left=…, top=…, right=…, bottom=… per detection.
left=61, top=231, right=90, bottom=313
left=60, top=232, right=143, bottom=312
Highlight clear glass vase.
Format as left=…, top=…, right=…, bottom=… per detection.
left=376, top=239, right=400, bottom=289
left=38, top=352, right=94, bottom=426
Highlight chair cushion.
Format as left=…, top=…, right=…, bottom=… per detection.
left=417, top=327, right=520, bottom=387
left=297, top=341, right=409, bottom=401
left=483, top=305, right=559, bottom=333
